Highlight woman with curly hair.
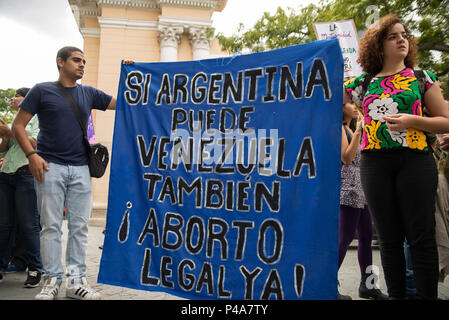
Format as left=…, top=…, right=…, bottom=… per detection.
left=344, top=13, right=449, bottom=299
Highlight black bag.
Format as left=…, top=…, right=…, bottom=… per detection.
left=86, top=143, right=109, bottom=178
left=54, top=81, right=109, bottom=178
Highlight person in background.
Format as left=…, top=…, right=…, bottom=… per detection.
left=429, top=87, right=449, bottom=284
left=5, top=229, right=29, bottom=273
left=436, top=129, right=449, bottom=282
left=337, top=101, right=388, bottom=300
left=344, top=14, right=449, bottom=299
left=404, top=86, right=449, bottom=296
left=0, top=87, right=42, bottom=288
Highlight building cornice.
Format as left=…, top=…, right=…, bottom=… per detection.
left=97, top=0, right=159, bottom=9
left=98, top=17, right=158, bottom=30
left=157, top=0, right=224, bottom=10
left=69, top=0, right=101, bottom=28
left=69, top=0, right=227, bottom=32
left=80, top=27, right=101, bottom=38
left=158, top=16, right=211, bottom=28
left=88, top=16, right=210, bottom=32
left=69, top=0, right=226, bottom=13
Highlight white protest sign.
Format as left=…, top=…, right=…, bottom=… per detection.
left=314, top=20, right=363, bottom=78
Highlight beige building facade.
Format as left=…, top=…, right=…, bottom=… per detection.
left=68, top=0, right=228, bottom=221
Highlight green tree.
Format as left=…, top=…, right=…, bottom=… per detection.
left=216, top=5, right=320, bottom=53
left=0, top=88, right=16, bottom=124
left=216, top=0, right=449, bottom=96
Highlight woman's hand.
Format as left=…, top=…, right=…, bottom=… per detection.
left=383, top=114, right=417, bottom=131
left=0, top=119, right=12, bottom=138
left=439, top=134, right=449, bottom=152
left=355, top=114, right=364, bottom=134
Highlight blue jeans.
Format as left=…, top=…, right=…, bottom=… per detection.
left=34, top=162, right=92, bottom=284
left=0, top=172, right=42, bottom=272
left=404, top=240, right=417, bottom=294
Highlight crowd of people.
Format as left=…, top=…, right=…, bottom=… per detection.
left=0, top=13, right=449, bottom=301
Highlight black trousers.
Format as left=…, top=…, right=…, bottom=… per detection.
left=10, top=228, right=29, bottom=269
left=360, top=149, right=439, bottom=299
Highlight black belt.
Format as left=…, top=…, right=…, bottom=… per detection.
left=12, top=165, right=31, bottom=175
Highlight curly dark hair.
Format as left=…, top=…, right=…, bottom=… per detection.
left=357, top=14, right=418, bottom=75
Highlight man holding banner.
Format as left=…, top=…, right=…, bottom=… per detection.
left=98, top=38, right=343, bottom=300
left=12, top=46, right=119, bottom=300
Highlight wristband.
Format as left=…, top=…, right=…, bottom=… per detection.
left=25, top=151, right=37, bottom=158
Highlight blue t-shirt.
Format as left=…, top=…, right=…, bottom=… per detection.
left=19, top=81, right=112, bottom=165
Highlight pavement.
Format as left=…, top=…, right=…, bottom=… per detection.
left=1, top=220, right=448, bottom=301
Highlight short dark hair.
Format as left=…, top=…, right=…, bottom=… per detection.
left=56, top=46, right=84, bottom=70
left=16, top=87, right=30, bottom=97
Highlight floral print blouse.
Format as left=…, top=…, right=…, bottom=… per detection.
left=340, top=127, right=366, bottom=209
left=345, top=68, right=436, bottom=152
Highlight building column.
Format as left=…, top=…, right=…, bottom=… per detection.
left=158, top=24, right=184, bottom=62
left=188, top=26, right=211, bottom=60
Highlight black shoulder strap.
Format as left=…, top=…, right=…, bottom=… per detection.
left=412, top=69, right=436, bottom=152
left=344, top=125, right=353, bottom=144
left=413, top=69, right=426, bottom=101
left=361, top=73, right=374, bottom=97
left=362, top=70, right=426, bottom=100
left=53, top=81, right=89, bottom=143
left=54, top=81, right=86, bottom=133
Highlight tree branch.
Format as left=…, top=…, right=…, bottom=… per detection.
left=418, top=42, right=449, bottom=53
left=437, top=66, right=449, bottom=77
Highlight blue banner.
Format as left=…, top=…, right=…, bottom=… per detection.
left=98, top=38, right=343, bottom=300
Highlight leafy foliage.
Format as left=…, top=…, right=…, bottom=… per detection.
left=0, top=88, right=16, bottom=124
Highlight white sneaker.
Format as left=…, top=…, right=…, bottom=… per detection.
left=66, top=277, right=101, bottom=300
left=35, top=277, right=60, bottom=300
